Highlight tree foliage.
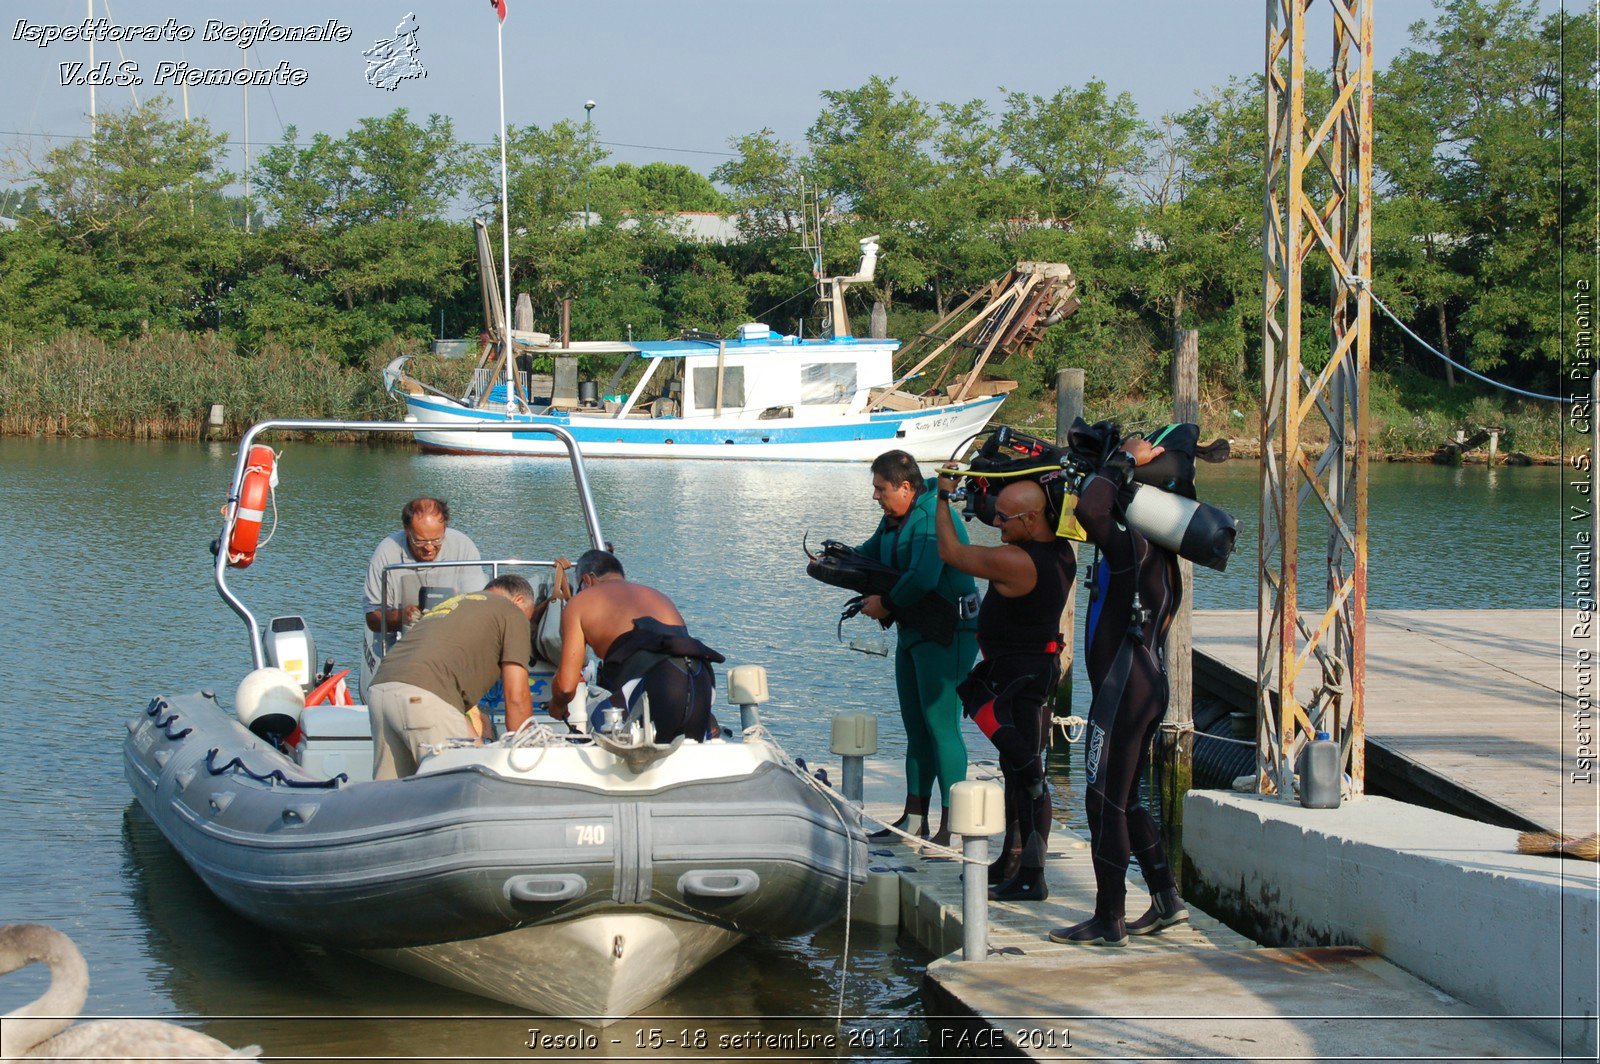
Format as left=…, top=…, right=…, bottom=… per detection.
left=0, top=0, right=1587, bottom=407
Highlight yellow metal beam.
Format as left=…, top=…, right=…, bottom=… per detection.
left=1258, top=0, right=1372, bottom=798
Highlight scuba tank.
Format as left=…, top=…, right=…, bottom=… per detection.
left=1121, top=482, right=1239, bottom=571
left=951, top=420, right=1239, bottom=571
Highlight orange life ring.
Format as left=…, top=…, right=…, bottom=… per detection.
left=226, top=445, right=276, bottom=568
left=305, top=668, right=352, bottom=708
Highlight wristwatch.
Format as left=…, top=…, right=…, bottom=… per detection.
left=937, top=488, right=952, bottom=501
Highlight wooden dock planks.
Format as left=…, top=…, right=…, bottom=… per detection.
left=1193, top=609, right=1586, bottom=834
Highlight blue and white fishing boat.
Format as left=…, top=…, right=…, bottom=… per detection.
left=386, top=226, right=1075, bottom=462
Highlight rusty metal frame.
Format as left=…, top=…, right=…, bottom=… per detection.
left=1258, top=0, right=1372, bottom=797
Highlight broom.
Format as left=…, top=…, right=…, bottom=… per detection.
left=1517, top=831, right=1600, bottom=861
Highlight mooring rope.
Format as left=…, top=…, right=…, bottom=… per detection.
left=1349, top=276, right=1575, bottom=404
left=1050, top=713, right=1087, bottom=744
left=740, top=724, right=861, bottom=1022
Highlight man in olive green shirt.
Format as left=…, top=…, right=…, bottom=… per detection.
left=368, top=574, right=537, bottom=780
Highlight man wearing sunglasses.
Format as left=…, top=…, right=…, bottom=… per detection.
left=363, top=496, right=488, bottom=637
left=933, top=473, right=1076, bottom=902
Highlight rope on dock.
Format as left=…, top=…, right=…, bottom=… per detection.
left=749, top=723, right=989, bottom=867
left=1351, top=275, right=1575, bottom=404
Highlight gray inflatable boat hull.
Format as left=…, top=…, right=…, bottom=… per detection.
left=124, top=692, right=864, bottom=1023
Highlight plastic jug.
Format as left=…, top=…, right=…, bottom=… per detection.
left=1298, top=731, right=1342, bottom=809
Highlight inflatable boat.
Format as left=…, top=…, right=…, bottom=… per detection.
left=123, top=419, right=864, bottom=1024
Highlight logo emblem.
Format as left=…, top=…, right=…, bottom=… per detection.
left=1085, top=723, right=1106, bottom=785
left=364, top=13, right=425, bottom=91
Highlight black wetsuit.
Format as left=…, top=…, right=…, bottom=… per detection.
left=597, top=618, right=725, bottom=742
left=1076, top=465, right=1181, bottom=922
left=958, top=539, right=1075, bottom=883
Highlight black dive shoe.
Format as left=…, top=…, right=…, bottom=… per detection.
left=867, top=815, right=926, bottom=842
left=1127, top=889, right=1189, bottom=935
left=987, top=852, right=1021, bottom=886
left=1048, top=915, right=1127, bottom=947
left=989, top=866, right=1048, bottom=902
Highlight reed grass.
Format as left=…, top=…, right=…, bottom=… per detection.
left=0, top=332, right=408, bottom=438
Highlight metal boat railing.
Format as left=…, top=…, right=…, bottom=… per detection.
left=215, top=419, right=604, bottom=670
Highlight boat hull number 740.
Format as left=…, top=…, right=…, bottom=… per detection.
left=567, top=823, right=607, bottom=846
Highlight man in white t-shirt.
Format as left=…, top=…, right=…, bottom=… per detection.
left=363, top=497, right=488, bottom=638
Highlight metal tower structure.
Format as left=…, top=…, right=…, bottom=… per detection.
left=1258, top=0, right=1374, bottom=797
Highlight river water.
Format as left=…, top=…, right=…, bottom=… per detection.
left=0, top=439, right=1563, bottom=1060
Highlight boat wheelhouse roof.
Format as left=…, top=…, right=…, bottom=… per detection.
left=510, top=332, right=900, bottom=359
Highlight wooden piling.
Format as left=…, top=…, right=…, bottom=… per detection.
left=1055, top=367, right=1084, bottom=447
left=1160, top=329, right=1199, bottom=885
left=1054, top=368, right=1085, bottom=724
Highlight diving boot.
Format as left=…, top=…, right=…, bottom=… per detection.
left=1127, top=889, right=1189, bottom=936
left=987, top=849, right=1021, bottom=886
left=989, top=864, right=1048, bottom=902
left=1048, top=915, right=1127, bottom=947
left=991, top=829, right=1047, bottom=899
left=868, top=813, right=926, bottom=842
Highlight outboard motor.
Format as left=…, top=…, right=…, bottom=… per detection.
left=263, top=615, right=316, bottom=689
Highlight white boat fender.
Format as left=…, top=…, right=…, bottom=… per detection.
left=235, top=667, right=304, bottom=742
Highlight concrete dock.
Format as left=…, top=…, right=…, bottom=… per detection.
left=843, top=603, right=1599, bottom=1061
left=856, top=785, right=1580, bottom=1060
left=1192, top=609, right=1590, bottom=834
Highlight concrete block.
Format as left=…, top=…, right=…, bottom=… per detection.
left=917, top=889, right=945, bottom=954
left=1185, top=791, right=1598, bottom=1054
left=898, top=873, right=920, bottom=934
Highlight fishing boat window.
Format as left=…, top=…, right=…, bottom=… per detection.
left=691, top=366, right=744, bottom=409
left=800, top=362, right=857, bottom=405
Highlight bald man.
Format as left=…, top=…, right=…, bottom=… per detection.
left=932, top=474, right=1076, bottom=902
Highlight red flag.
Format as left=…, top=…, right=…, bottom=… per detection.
left=491, top=0, right=506, bottom=22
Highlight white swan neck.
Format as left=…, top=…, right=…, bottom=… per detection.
left=1, top=924, right=88, bottom=1057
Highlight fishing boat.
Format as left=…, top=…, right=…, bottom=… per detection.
left=123, top=418, right=864, bottom=1025
left=386, top=221, right=1080, bottom=462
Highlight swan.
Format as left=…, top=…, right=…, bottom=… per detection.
left=1, top=924, right=260, bottom=1061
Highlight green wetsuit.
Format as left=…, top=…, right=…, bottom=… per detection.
left=858, top=478, right=979, bottom=806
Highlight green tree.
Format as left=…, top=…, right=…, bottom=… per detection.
left=807, top=77, right=939, bottom=320
left=592, top=162, right=728, bottom=213
left=8, top=98, right=237, bottom=338
left=713, top=129, right=805, bottom=239
left=1383, top=0, right=1592, bottom=381
left=1132, top=81, right=1267, bottom=385
left=242, top=110, right=473, bottom=358
left=999, top=81, right=1146, bottom=227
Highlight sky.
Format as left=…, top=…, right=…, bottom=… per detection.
left=0, top=0, right=1577, bottom=190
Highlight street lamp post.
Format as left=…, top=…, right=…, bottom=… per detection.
left=583, top=100, right=596, bottom=231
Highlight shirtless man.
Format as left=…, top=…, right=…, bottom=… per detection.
left=550, top=550, right=724, bottom=742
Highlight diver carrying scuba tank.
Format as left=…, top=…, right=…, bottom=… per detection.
left=940, top=418, right=1236, bottom=934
